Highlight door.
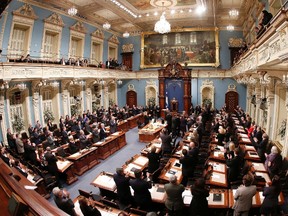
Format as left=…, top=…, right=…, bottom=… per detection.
left=126, top=90, right=137, bottom=108
left=225, top=91, right=239, bottom=113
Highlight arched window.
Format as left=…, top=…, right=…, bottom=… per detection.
left=42, top=89, right=53, bottom=111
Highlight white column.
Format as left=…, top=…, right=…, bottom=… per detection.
left=0, top=91, right=7, bottom=144
left=62, top=89, right=70, bottom=116
left=254, top=81, right=261, bottom=124
left=265, top=80, right=275, bottom=138
left=32, top=91, right=40, bottom=124
left=86, top=87, right=92, bottom=112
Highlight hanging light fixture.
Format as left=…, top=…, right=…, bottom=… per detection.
left=227, top=25, right=234, bottom=31
left=68, top=0, right=78, bottom=16
left=123, top=31, right=130, bottom=38
left=103, top=21, right=111, bottom=30
left=229, top=0, right=239, bottom=18
left=154, top=12, right=171, bottom=34
left=117, top=79, right=123, bottom=85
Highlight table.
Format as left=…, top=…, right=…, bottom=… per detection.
left=117, top=120, right=129, bottom=132
left=244, top=150, right=261, bottom=161
left=206, top=170, right=227, bottom=188
left=207, top=160, right=227, bottom=174
left=158, top=158, right=182, bottom=184
left=138, top=122, right=166, bottom=143
left=241, top=144, right=256, bottom=152
left=140, top=140, right=162, bottom=156
left=209, top=151, right=225, bottom=162
left=182, top=188, right=229, bottom=208
left=127, top=113, right=143, bottom=129
left=91, top=172, right=116, bottom=192
left=57, top=160, right=78, bottom=184
left=248, top=161, right=267, bottom=173
left=122, top=155, right=148, bottom=178
left=93, top=131, right=126, bottom=160
left=66, top=147, right=99, bottom=175
left=130, top=184, right=167, bottom=203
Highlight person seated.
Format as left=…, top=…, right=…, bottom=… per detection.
left=79, top=130, right=91, bottom=149
left=13, top=159, right=28, bottom=178
left=78, top=195, right=101, bottom=216
left=0, top=146, right=14, bottom=166
left=53, top=187, right=76, bottom=216
left=68, top=136, right=79, bottom=154
left=261, top=10, right=273, bottom=26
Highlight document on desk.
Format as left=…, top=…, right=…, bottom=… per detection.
left=133, top=156, right=149, bottom=166
left=24, top=185, right=37, bottom=190
left=210, top=162, right=225, bottom=173
left=242, top=138, right=251, bottom=142
left=252, top=162, right=266, bottom=172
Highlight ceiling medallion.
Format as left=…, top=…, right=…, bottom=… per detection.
left=150, top=0, right=177, bottom=8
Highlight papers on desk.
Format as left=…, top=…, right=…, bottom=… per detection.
left=255, top=172, right=271, bottom=183
left=251, top=162, right=266, bottom=172
left=57, top=160, right=70, bottom=170
left=112, top=132, right=120, bottom=136
left=133, top=156, right=149, bottom=166
left=239, top=133, right=248, bottom=138
left=125, top=163, right=141, bottom=174
left=208, top=193, right=225, bottom=205
left=165, top=169, right=178, bottom=178
left=241, top=138, right=251, bottom=143
left=93, top=175, right=116, bottom=190
left=245, top=145, right=256, bottom=151
left=209, top=162, right=225, bottom=173
left=24, top=185, right=37, bottom=190
left=248, top=151, right=259, bottom=158
left=95, top=141, right=103, bottom=145
left=153, top=143, right=162, bottom=148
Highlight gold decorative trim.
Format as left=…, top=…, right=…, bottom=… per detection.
left=44, top=13, right=64, bottom=27
left=122, top=44, right=134, bottom=53
left=69, top=21, right=87, bottom=34
left=228, top=38, right=243, bottom=48
left=91, top=29, right=104, bottom=40
left=108, top=35, right=119, bottom=45
left=12, top=4, right=38, bottom=20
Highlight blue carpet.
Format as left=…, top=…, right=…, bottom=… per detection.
left=49, top=127, right=146, bottom=203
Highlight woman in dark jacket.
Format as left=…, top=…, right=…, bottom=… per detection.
left=78, top=196, right=101, bottom=216
left=189, top=178, right=209, bottom=216
left=260, top=176, right=281, bottom=216
left=147, top=145, right=160, bottom=177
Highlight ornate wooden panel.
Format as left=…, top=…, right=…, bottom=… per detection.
left=225, top=91, right=239, bottom=113
left=126, top=90, right=137, bottom=108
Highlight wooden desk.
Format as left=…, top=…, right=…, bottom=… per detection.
left=207, top=160, right=227, bottom=174
left=182, top=188, right=229, bottom=208
left=140, top=141, right=161, bottom=156
left=117, top=120, right=129, bottom=132
left=91, top=172, right=116, bottom=192
left=93, top=132, right=126, bottom=160
left=229, top=190, right=285, bottom=208
left=130, top=184, right=167, bottom=204
left=66, top=147, right=99, bottom=175
left=206, top=171, right=227, bottom=188
left=209, top=151, right=225, bottom=162
left=138, top=122, right=166, bottom=143
left=127, top=114, right=143, bottom=129
left=255, top=172, right=271, bottom=185
left=57, top=160, right=78, bottom=184
left=241, top=144, right=256, bottom=152
left=244, top=151, right=261, bottom=162
left=158, top=158, right=182, bottom=184
left=247, top=161, right=267, bottom=173
left=122, top=155, right=148, bottom=178
left=239, top=137, right=252, bottom=145
left=173, top=145, right=189, bottom=158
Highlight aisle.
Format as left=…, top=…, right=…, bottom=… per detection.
left=50, top=127, right=146, bottom=202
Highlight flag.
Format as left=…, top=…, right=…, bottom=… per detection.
left=165, top=92, right=168, bottom=109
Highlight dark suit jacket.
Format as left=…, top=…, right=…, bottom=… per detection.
left=160, top=133, right=172, bottom=154
left=147, top=152, right=160, bottom=173
left=80, top=203, right=101, bottom=216
left=44, top=151, right=58, bottom=174
left=99, top=128, right=107, bottom=140
left=179, top=155, right=195, bottom=177
left=109, top=120, right=117, bottom=134
left=54, top=196, right=76, bottom=216
left=226, top=155, right=241, bottom=182
left=61, top=130, right=69, bottom=144
left=260, top=184, right=281, bottom=213
left=113, top=173, right=133, bottom=204
left=24, top=143, right=37, bottom=164
left=189, top=186, right=209, bottom=215
left=129, top=178, right=152, bottom=206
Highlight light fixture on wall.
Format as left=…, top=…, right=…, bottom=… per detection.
left=68, top=0, right=78, bottom=16
left=50, top=81, right=60, bottom=88
left=123, top=31, right=130, bottom=38
left=117, top=79, right=123, bottom=85
left=100, top=79, right=106, bottom=86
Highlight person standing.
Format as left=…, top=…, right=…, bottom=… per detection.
left=164, top=175, right=185, bottom=216
left=179, top=149, right=195, bottom=186
left=147, top=146, right=160, bottom=179
left=78, top=195, right=101, bottom=216
left=160, top=128, right=173, bottom=156
left=53, top=187, right=76, bottom=216
left=232, top=174, right=257, bottom=216
left=129, top=169, right=152, bottom=211
left=113, top=168, right=133, bottom=206
left=189, top=178, right=209, bottom=216
left=264, top=146, right=282, bottom=178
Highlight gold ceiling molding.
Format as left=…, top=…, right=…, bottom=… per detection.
left=44, top=13, right=64, bottom=27
left=122, top=44, right=134, bottom=53
left=150, top=0, right=178, bottom=8
left=12, top=3, right=38, bottom=20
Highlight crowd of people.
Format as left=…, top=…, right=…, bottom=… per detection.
left=1, top=102, right=287, bottom=216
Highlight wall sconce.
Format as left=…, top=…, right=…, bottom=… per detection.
left=283, top=73, right=288, bottom=86
left=117, top=79, right=123, bottom=85
left=0, top=81, right=9, bottom=90
left=100, top=79, right=106, bottom=86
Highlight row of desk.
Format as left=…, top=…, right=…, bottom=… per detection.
left=90, top=171, right=284, bottom=209
left=54, top=131, right=127, bottom=184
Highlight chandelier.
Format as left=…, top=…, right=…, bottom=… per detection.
left=123, top=31, right=130, bottom=38
left=229, top=9, right=239, bottom=18
left=117, top=79, right=123, bottom=85
left=227, top=25, right=234, bottom=31
left=154, top=12, right=171, bottom=34
left=103, top=21, right=111, bottom=30
left=68, top=5, right=78, bottom=16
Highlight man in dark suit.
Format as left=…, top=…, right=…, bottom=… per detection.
left=129, top=169, right=152, bottom=211
left=165, top=111, right=172, bottom=133
left=109, top=116, right=117, bottom=134
left=24, top=140, right=38, bottom=165
left=226, top=148, right=242, bottom=183
left=160, top=128, right=173, bottom=156
left=188, top=141, right=199, bottom=165
left=113, top=168, right=133, bottom=206
left=79, top=130, right=91, bottom=149
left=44, top=147, right=60, bottom=186
left=254, top=133, right=269, bottom=162
left=164, top=175, right=185, bottom=216
left=99, top=123, right=108, bottom=140
left=91, top=124, right=100, bottom=143
left=61, top=126, right=69, bottom=144
left=179, top=149, right=195, bottom=186
left=53, top=187, right=76, bottom=216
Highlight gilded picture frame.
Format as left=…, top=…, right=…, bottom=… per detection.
left=140, top=28, right=219, bottom=68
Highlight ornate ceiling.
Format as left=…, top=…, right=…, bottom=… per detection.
left=24, top=0, right=260, bottom=34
